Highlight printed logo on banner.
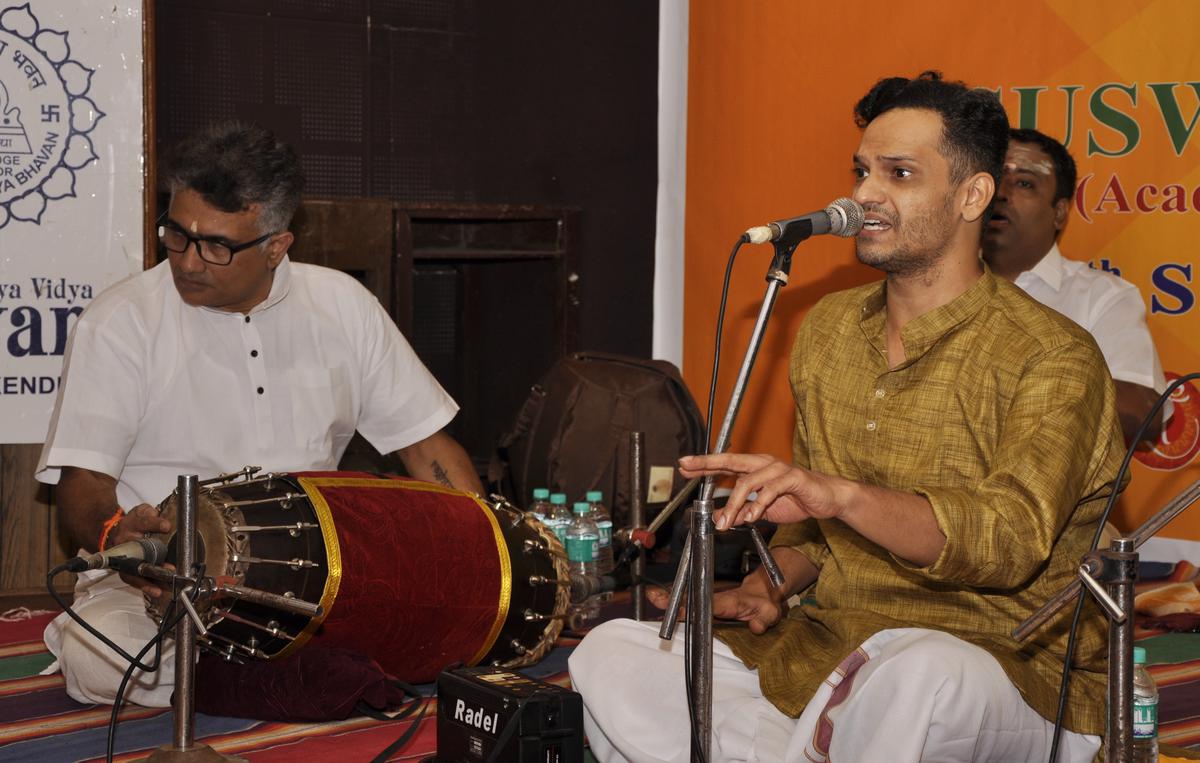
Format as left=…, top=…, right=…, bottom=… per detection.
left=0, top=2, right=102, bottom=229
left=1135, top=373, right=1200, bottom=472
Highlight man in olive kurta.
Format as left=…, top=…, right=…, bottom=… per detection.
left=569, top=72, right=1123, bottom=762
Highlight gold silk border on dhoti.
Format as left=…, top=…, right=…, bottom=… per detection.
left=277, top=477, right=511, bottom=666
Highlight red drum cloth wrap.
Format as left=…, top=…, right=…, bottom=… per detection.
left=293, top=475, right=509, bottom=684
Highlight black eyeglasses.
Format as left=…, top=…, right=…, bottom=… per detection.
left=156, top=212, right=277, bottom=266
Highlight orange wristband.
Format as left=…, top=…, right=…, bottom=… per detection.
left=98, top=507, right=125, bottom=551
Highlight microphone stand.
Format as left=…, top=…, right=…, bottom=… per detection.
left=142, top=474, right=246, bottom=763
left=660, top=225, right=816, bottom=760
left=1013, top=478, right=1200, bottom=762
left=630, top=431, right=647, bottom=622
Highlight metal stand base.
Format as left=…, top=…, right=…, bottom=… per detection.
left=140, top=742, right=247, bottom=762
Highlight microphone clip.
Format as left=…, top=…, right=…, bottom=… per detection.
left=767, top=239, right=799, bottom=282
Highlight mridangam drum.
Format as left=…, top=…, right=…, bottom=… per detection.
left=147, top=470, right=569, bottom=683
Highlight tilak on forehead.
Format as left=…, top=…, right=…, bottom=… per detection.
left=1003, top=143, right=1054, bottom=176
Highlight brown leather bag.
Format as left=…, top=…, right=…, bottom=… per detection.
left=489, top=352, right=705, bottom=528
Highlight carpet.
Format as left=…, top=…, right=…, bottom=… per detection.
left=0, top=607, right=580, bottom=762
left=5, top=562, right=1200, bottom=760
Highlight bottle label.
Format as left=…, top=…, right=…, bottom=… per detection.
left=566, top=537, right=598, bottom=563
left=597, top=520, right=613, bottom=546
left=1133, top=696, right=1158, bottom=738
left=552, top=524, right=568, bottom=544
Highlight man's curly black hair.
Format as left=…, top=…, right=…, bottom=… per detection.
left=854, top=71, right=1009, bottom=193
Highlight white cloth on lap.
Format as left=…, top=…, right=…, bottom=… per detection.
left=568, top=618, right=1101, bottom=762
left=42, top=569, right=175, bottom=707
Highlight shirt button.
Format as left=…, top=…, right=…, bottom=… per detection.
left=874, top=388, right=885, bottom=399
left=250, top=350, right=259, bottom=358
left=866, top=420, right=877, bottom=431
left=244, top=316, right=251, bottom=324
left=256, top=386, right=264, bottom=395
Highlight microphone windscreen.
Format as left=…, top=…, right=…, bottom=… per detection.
left=137, top=537, right=170, bottom=564
left=827, top=197, right=865, bottom=237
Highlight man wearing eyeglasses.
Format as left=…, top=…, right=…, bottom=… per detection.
left=35, top=122, right=481, bottom=707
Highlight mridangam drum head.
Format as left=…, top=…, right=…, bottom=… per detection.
left=149, top=473, right=328, bottom=661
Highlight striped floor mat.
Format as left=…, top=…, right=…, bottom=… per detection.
left=0, top=609, right=578, bottom=761
left=1137, top=560, right=1200, bottom=751
left=5, top=564, right=1200, bottom=759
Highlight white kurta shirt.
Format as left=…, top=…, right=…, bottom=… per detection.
left=1015, top=244, right=1167, bottom=393
left=37, top=255, right=457, bottom=510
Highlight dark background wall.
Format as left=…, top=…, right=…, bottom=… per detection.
left=154, top=0, right=658, bottom=357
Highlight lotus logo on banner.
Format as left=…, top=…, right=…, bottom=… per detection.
left=0, top=2, right=102, bottom=229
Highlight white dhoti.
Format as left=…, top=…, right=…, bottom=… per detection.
left=568, top=619, right=1101, bottom=762
left=43, top=569, right=175, bottom=707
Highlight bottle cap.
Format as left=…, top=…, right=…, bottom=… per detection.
left=586, top=491, right=603, bottom=502
left=573, top=502, right=590, bottom=514
left=533, top=488, right=550, bottom=500
left=550, top=493, right=566, bottom=504
left=1133, top=646, right=1147, bottom=664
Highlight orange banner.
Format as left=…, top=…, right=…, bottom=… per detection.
left=684, top=0, right=1200, bottom=538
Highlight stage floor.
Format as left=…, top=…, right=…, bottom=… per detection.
left=3, top=565, right=1200, bottom=761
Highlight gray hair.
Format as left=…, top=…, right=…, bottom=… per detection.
left=161, top=122, right=304, bottom=234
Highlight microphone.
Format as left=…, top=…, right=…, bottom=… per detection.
left=569, top=573, right=617, bottom=604
left=744, top=197, right=865, bottom=244
left=66, top=537, right=170, bottom=573
left=108, top=558, right=181, bottom=582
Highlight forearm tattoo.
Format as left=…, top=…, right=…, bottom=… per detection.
left=431, top=460, right=452, bottom=488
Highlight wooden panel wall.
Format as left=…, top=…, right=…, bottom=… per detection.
left=0, top=444, right=72, bottom=596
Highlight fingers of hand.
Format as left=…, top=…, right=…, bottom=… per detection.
left=713, top=590, right=784, bottom=633
left=711, top=590, right=743, bottom=620
left=128, top=504, right=171, bottom=535
left=677, top=460, right=735, bottom=479
left=714, top=462, right=788, bottom=530
left=713, top=506, right=736, bottom=531
left=748, top=601, right=783, bottom=634
left=678, top=452, right=774, bottom=478
left=647, top=587, right=691, bottom=621
left=646, top=587, right=671, bottom=609
left=742, top=483, right=783, bottom=525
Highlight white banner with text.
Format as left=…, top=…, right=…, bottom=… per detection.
left=0, top=1, right=143, bottom=443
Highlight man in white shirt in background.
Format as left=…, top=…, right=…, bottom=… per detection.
left=982, top=128, right=1167, bottom=443
left=37, top=122, right=482, bottom=706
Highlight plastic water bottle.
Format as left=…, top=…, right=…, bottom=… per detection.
left=586, top=490, right=614, bottom=601
left=1133, top=646, right=1159, bottom=762
left=566, top=502, right=600, bottom=621
left=529, top=488, right=551, bottom=522
left=546, top=492, right=572, bottom=545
